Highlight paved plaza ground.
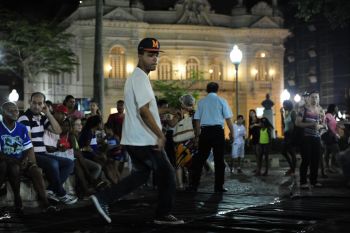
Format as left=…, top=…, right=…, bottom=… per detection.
left=1, top=161, right=350, bottom=233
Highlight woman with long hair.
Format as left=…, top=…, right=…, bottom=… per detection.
left=248, top=109, right=260, bottom=173
left=281, top=100, right=297, bottom=176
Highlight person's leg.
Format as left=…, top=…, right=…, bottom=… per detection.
left=26, top=164, right=50, bottom=208
left=0, top=161, right=7, bottom=190
left=74, top=161, right=91, bottom=198
left=190, top=129, right=212, bottom=189
left=212, top=128, right=225, bottom=190
left=48, top=155, right=75, bottom=186
left=300, top=137, right=311, bottom=185
left=7, top=162, right=22, bottom=209
left=282, top=136, right=293, bottom=171
left=255, top=144, right=262, bottom=176
left=35, top=153, right=66, bottom=196
left=95, top=146, right=153, bottom=204
left=310, top=138, right=321, bottom=185
left=152, top=149, right=176, bottom=217
left=263, top=144, right=270, bottom=176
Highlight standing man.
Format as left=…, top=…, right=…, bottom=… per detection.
left=91, top=38, right=184, bottom=225
left=0, top=102, right=58, bottom=213
left=188, top=82, right=234, bottom=192
left=106, top=100, right=125, bottom=139
left=18, top=92, right=77, bottom=204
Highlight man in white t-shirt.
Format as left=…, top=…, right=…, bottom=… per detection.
left=91, top=38, right=184, bottom=225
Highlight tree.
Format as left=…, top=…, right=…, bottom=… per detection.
left=293, top=0, right=350, bottom=28
left=153, top=71, right=203, bottom=108
left=0, top=11, right=78, bottom=82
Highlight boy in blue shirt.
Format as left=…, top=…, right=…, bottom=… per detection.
left=0, top=102, right=58, bottom=213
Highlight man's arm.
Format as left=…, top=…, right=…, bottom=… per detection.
left=225, top=118, right=234, bottom=142
left=43, top=105, right=62, bottom=134
left=139, top=103, right=166, bottom=150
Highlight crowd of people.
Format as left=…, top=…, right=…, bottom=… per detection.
left=1, top=37, right=350, bottom=226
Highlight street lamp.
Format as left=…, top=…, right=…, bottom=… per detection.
left=229, top=45, right=243, bottom=116
left=280, top=89, right=290, bottom=103
left=294, top=94, right=301, bottom=103
left=9, top=89, right=19, bottom=102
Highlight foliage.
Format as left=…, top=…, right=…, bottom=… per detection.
left=0, top=10, right=78, bottom=81
left=153, top=71, right=204, bottom=108
left=293, top=0, right=350, bottom=28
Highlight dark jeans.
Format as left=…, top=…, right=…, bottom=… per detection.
left=282, top=131, right=297, bottom=172
left=36, top=153, right=74, bottom=196
left=190, top=126, right=225, bottom=189
left=300, top=136, right=321, bottom=185
left=96, top=146, right=176, bottom=217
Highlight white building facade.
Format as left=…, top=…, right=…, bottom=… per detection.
left=28, top=0, right=289, bottom=136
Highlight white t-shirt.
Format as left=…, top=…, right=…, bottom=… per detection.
left=121, top=67, right=162, bottom=146
left=233, top=123, right=246, bottom=144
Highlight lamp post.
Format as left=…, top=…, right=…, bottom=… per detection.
left=9, top=89, right=19, bottom=102
left=230, top=45, right=243, bottom=116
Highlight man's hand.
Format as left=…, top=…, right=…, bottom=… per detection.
left=156, top=136, right=166, bottom=151
left=229, top=132, right=234, bottom=143
left=42, top=103, right=50, bottom=116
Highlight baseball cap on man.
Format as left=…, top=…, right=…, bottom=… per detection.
left=138, top=38, right=163, bottom=52
left=54, top=104, right=68, bottom=114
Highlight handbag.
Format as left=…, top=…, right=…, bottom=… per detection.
left=173, top=116, right=195, bottom=143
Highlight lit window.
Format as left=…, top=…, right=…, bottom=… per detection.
left=158, top=58, right=172, bottom=80
left=186, top=58, right=199, bottom=79
left=109, top=46, right=126, bottom=79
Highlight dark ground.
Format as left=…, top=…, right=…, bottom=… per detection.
left=1, top=168, right=350, bottom=233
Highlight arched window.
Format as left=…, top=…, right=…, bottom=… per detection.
left=186, top=58, right=199, bottom=79
left=209, top=62, right=223, bottom=80
left=109, top=46, right=126, bottom=79
left=158, top=58, right=172, bottom=80
left=255, top=51, right=269, bottom=81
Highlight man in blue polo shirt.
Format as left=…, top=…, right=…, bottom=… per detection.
left=0, top=102, right=58, bottom=213
left=188, top=82, right=234, bottom=192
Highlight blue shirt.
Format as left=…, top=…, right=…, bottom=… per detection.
left=0, top=121, right=33, bottom=159
left=194, top=93, right=233, bottom=127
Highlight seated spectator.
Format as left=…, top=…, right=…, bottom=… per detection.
left=79, top=115, right=119, bottom=184
left=69, top=117, right=105, bottom=198
left=63, top=95, right=84, bottom=119
left=18, top=92, right=77, bottom=205
left=0, top=102, right=58, bottom=213
left=85, top=99, right=101, bottom=119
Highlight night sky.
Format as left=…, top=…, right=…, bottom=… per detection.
left=0, top=0, right=278, bottom=22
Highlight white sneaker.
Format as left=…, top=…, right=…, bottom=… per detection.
left=90, top=195, right=111, bottom=223
left=46, top=190, right=59, bottom=202
left=58, top=194, right=78, bottom=205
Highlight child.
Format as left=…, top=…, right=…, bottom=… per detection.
left=256, top=117, right=273, bottom=176
left=230, top=115, right=246, bottom=174
left=104, top=123, right=124, bottom=182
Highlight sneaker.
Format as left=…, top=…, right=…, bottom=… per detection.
left=58, top=194, right=78, bottom=205
left=90, top=195, right=111, bottom=223
left=154, top=214, right=184, bottom=225
left=300, top=183, right=309, bottom=189
left=311, top=182, right=322, bottom=188
left=46, top=190, right=59, bottom=202
left=42, top=205, right=60, bottom=213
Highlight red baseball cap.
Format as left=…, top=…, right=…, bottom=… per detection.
left=54, top=104, right=68, bottom=114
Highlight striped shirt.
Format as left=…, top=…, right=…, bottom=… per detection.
left=298, top=107, right=320, bottom=137
left=18, top=109, right=50, bottom=153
